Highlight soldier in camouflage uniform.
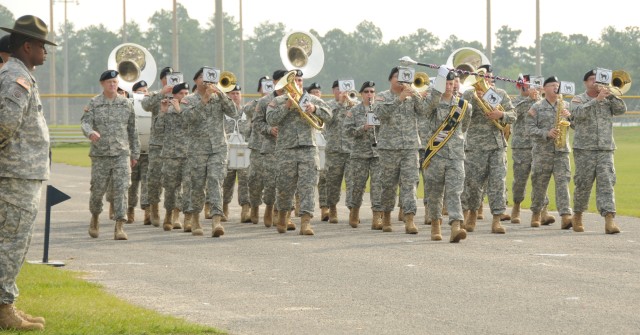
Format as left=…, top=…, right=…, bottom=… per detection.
left=0, top=15, right=54, bottom=331
left=343, top=81, right=383, bottom=229
left=141, top=66, right=174, bottom=226
left=159, top=82, right=190, bottom=231
left=525, top=76, right=573, bottom=229
left=569, top=70, right=627, bottom=234
left=462, top=65, right=516, bottom=234
left=375, top=67, right=426, bottom=234
left=266, top=69, right=332, bottom=235
left=307, top=82, right=329, bottom=221
left=182, top=68, right=237, bottom=237
left=422, top=73, right=471, bottom=242
left=222, top=84, right=251, bottom=223
left=324, top=79, right=354, bottom=224
left=81, top=70, right=140, bottom=240
left=127, top=80, right=150, bottom=224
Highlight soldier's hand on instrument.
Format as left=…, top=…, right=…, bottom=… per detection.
left=131, top=159, right=138, bottom=168
left=561, top=109, right=571, bottom=118
left=486, top=107, right=503, bottom=120
left=364, top=124, right=373, bottom=131
left=548, top=128, right=559, bottom=139
left=270, top=127, right=278, bottom=137
left=160, top=99, right=170, bottom=113
left=285, top=97, right=293, bottom=109
left=162, top=85, right=174, bottom=95
left=596, top=86, right=611, bottom=101
left=305, top=103, right=316, bottom=114
left=89, top=132, right=101, bottom=142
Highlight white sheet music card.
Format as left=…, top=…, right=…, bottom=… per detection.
left=558, top=81, right=576, bottom=95
left=397, top=66, right=415, bottom=84
left=483, top=88, right=503, bottom=108
left=298, top=92, right=312, bottom=110
left=261, top=79, right=275, bottom=93
left=595, top=68, right=613, bottom=84
left=338, top=79, right=355, bottom=92
left=366, top=112, right=380, bottom=126
left=166, top=72, right=183, bottom=86
left=202, top=67, right=220, bottom=84
left=433, top=65, right=449, bottom=93
left=530, top=76, right=544, bottom=88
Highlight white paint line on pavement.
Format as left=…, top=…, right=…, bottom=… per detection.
left=565, top=297, right=580, bottom=301
left=534, top=254, right=569, bottom=257
left=282, top=307, right=321, bottom=311
left=291, top=242, right=301, bottom=245
left=406, top=264, right=416, bottom=267
left=87, top=262, right=147, bottom=266
left=513, top=240, right=524, bottom=243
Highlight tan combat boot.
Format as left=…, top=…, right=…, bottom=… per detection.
left=500, top=213, right=511, bottom=221
left=349, top=207, right=360, bottom=228
left=263, top=205, right=273, bottom=227
left=572, top=212, right=584, bottom=233
left=404, top=213, right=418, bottom=234
left=0, top=304, right=44, bottom=331
left=465, top=210, right=477, bottom=232
left=143, top=207, right=151, bottom=225
left=477, top=207, right=484, bottom=220
left=450, top=220, right=467, bottom=243
left=371, top=211, right=383, bottom=230
left=320, top=207, right=330, bottom=221
left=172, top=208, right=182, bottom=229
left=511, top=202, right=521, bottom=224
left=212, top=215, right=225, bottom=237
left=183, top=213, right=193, bottom=232
left=560, top=214, right=573, bottom=230
left=240, top=204, right=251, bottom=223
left=424, top=206, right=431, bottom=225
left=442, top=204, right=448, bottom=216
left=162, top=210, right=173, bottom=231
left=114, top=219, right=128, bottom=240
left=605, top=213, right=621, bottom=234
left=398, top=206, right=404, bottom=222
left=89, top=214, right=99, bottom=238
left=300, top=213, right=315, bottom=235
left=530, top=212, right=541, bottom=227
left=286, top=211, right=296, bottom=231
left=491, top=214, right=506, bottom=234
left=15, top=308, right=45, bottom=326
left=431, top=218, right=442, bottom=241
left=126, top=206, right=135, bottom=223
left=382, top=211, right=392, bottom=232
left=250, top=205, right=260, bottom=225
left=329, top=205, right=338, bottom=223
left=221, top=203, right=229, bottom=222
left=191, top=213, right=204, bottom=236
left=541, top=206, right=556, bottom=225
left=276, top=209, right=288, bottom=233
left=463, top=209, right=469, bottom=226
left=150, top=203, right=160, bottom=227
left=204, top=202, right=213, bottom=219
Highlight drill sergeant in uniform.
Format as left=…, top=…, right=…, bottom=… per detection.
left=462, top=64, right=516, bottom=234
left=324, top=79, right=355, bottom=224
left=343, top=81, right=383, bottom=229
left=141, top=66, right=174, bottom=227
left=375, top=67, right=426, bottom=234
left=525, top=76, right=573, bottom=229
left=247, top=76, right=271, bottom=225
left=0, top=15, right=55, bottom=331
left=159, top=82, right=191, bottom=231
left=81, top=70, right=140, bottom=240
left=222, top=84, right=252, bottom=223
left=569, top=69, right=627, bottom=234
left=182, top=67, right=237, bottom=237
left=266, top=69, right=332, bottom=235
left=126, top=80, right=151, bottom=224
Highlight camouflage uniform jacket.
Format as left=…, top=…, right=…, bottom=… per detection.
left=423, top=91, right=473, bottom=160
left=161, top=104, right=188, bottom=158
left=343, top=103, right=378, bottom=159
left=511, top=95, right=539, bottom=149
left=462, top=87, right=516, bottom=151
left=526, top=98, right=570, bottom=153
left=325, top=101, right=353, bottom=154
left=0, top=58, right=50, bottom=180
left=266, top=94, right=332, bottom=150
left=181, top=91, right=237, bottom=156
left=253, top=92, right=279, bottom=154
left=141, top=90, right=167, bottom=147
left=569, top=92, right=626, bottom=150
left=375, top=89, right=426, bottom=150
left=81, top=93, right=140, bottom=159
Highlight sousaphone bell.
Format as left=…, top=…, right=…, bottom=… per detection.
left=279, top=31, right=325, bottom=78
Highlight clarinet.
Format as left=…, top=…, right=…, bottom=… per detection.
left=368, top=98, right=378, bottom=147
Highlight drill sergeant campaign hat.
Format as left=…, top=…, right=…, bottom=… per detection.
left=1, top=15, right=57, bottom=46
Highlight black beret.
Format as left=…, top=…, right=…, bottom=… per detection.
left=160, top=66, right=173, bottom=79
left=479, top=64, right=493, bottom=73
left=307, top=82, right=321, bottom=91
left=359, top=81, right=375, bottom=93
left=172, top=82, right=189, bottom=94
left=583, top=69, right=596, bottom=81
left=0, top=35, right=9, bottom=53
left=193, top=67, right=204, bottom=81
left=388, top=67, right=399, bottom=81
left=446, top=71, right=458, bottom=81
left=132, top=80, right=147, bottom=92
left=272, top=69, right=287, bottom=81
left=257, top=75, right=270, bottom=92
left=294, top=69, right=303, bottom=77
left=332, top=80, right=339, bottom=89
left=99, top=70, right=118, bottom=81
left=231, top=84, right=241, bottom=92
left=543, top=76, right=559, bottom=86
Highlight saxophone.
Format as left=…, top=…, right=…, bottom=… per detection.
left=554, top=94, right=571, bottom=149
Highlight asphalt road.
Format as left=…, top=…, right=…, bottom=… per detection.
left=26, top=163, right=640, bottom=335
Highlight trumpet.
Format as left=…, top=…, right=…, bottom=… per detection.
left=342, top=90, right=359, bottom=107
left=412, top=72, right=430, bottom=92
left=217, top=71, right=237, bottom=93
left=367, top=97, right=378, bottom=147
left=596, top=70, right=632, bottom=97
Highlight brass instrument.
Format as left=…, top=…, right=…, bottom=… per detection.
left=279, top=31, right=325, bottom=78
left=107, top=43, right=157, bottom=92
left=554, top=95, right=570, bottom=149
left=217, top=71, right=237, bottom=93
left=606, top=70, right=632, bottom=96
left=274, top=70, right=324, bottom=130
left=344, top=90, right=359, bottom=106
left=464, top=68, right=505, bottom=131
left=412, top=72, right=430, bottom=92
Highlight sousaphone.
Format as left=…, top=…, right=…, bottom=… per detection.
left=107, top=43, right=157, bottom=92
left=279, top=31, right=324, bottom=78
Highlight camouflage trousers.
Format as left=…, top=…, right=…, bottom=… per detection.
left=223, top=168, right=249, bottom=206
left=146, top=145, right=164, bottom=205
left=530, top=150, right=572, bottom=215
left=275, top=147, right=318, bottom=216
left=129, top=153, right=149, bottom=209
left=348, top=157, right=382, bottom=210
left=161, top=157, right=187, bottom=212
left=189, top=152, right=227, bottom=217
left=90, top=155, right=131, bottom=220
left=325, top=151, right=352, bottom=207
left=463, top=149, right=507, bottom=215
left=317, top=169, right=327, bottom=208
left=573, top=149, right=616, bottom=216
left=248, top=151, right=277, bottom=207
left=511, top=148, right=532, bottom=204
left=424, top=156, right=465, bottom=223
left=378, top=149, right=419, bottom=214
left=0, top=178, right=42, bottom=304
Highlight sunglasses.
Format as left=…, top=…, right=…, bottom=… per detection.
left=362, top=90, right=375, bottom=93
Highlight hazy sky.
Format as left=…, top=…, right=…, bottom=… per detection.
left=4, top=0, right=639, bottom=47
